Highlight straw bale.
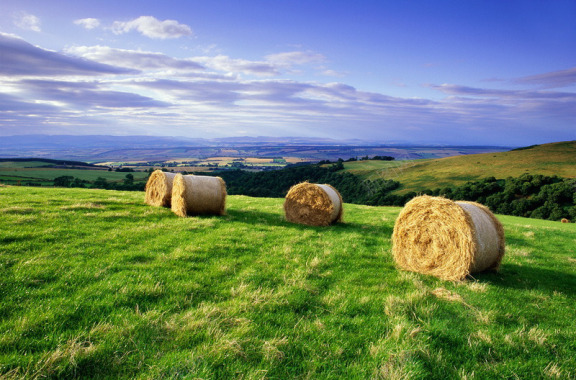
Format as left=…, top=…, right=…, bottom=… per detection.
left=561, top=218, right=570, bottom=223
left=171, top=174, right=227, bottom=217
left=144, top=170, right=177, bottom=207
left=392, top=195, right=505, bottom=281
left=284, top=182, right=343, bottom=226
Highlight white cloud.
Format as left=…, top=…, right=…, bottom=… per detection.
left=19, top=79, right=171, bottom=108
left=0, top=33, right=137, bottom=77
left=13, top=12, right=41, bottom=32
left=74, top=18, right=101, bottom=30
left=66, top=45, right=204, bottom=71
left=112, top=16, right=193, bottom=39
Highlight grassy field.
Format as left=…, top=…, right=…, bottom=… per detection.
left=0, top=168, right=149, bottom=186
left=1, top=186, right=575, bottom=379
left=342, top=141, right=576, bottom=193
left=336, top=160, right=412, bottom=180
left=0, top=161, right=54, bottom=169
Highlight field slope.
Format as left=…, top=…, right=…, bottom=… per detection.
left=1, top=186, right=575, bottom=378
left=343, top=140, right=576, bottom=193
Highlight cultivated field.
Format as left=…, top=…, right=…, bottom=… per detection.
left=1, top=186, right=574, bottom=378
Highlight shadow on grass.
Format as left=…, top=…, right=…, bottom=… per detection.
left=474, top=263, right=576, bottom=296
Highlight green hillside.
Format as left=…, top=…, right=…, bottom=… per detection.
left=342, top=141, right=576, bottom=193
left=1, top=186, right=575, bottom=378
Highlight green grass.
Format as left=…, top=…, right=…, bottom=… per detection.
left=1, top=186, right=575, bottom=379
left=341, top=141, right=576, bottom=194
left=0, top=168, right=149, bottom=185
left=339, top=160, right=416, bottom=181
left=0, top=161, right=53, bottom=169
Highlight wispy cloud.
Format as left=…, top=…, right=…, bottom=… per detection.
left=1, top=33, right=574, bottom=144
left=65, top=46, right=205, bottom=71
left=13, top=11, right=41, bottom=32
left=112, top=16, right=193, bottom=39
left=266, top=51, right=326, bottom=66
left=431, top=84, right=576, bottom=100
left=74, top=18, right=101, bottom=30
left=19, top=79, right=171, bottom=108
left=513, top=67, right=576, bottom=89
left=195, top=55, right=278, bottom=76
left=0, top=33, right=137, bottom=77
left=320, top=69, right=346, bottom=77
left=428, top=84, right=576, bottom=131
left=66, top=46, right=334, bottom=77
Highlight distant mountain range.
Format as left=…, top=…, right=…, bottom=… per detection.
left=0, top=134, right=513, bottom=161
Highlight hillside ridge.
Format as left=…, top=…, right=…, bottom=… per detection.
left=343, top=140, right=575, bottom=193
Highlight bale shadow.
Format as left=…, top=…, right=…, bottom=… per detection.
left=473, top=263, right=576, bottom=297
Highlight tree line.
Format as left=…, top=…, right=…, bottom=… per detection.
left=50, top=164, right=575, bottom=221
left=429, top=174, right=576, bottom=221
left=217, top=166, right=575, bottom=221
left=53, top=174, right=143, bottom=191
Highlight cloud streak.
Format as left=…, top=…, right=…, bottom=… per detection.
left=513, top=67, right=576, bottom=89
left=194, top=55, right=279, bottom=77
left=19, top=79, right=171, bottom=108
left=266, top=51, right=326, bottom=66
left=431, top=84, right=576, bottom=100
left=0, top=33, right=137, bottom=77
left=65, top=45, right=205, bottom=71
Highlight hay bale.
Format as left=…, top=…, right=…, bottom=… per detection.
left=144, top=170, right=177, bottom=207
left=171, top=174, right=227, bottom=217
left=392, top=195, right=505, bottom=281
left=284, top=182, right=343, bottom=226
left=561, top=218, right=570, bottom=223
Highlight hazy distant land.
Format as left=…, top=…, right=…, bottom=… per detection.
left=0, top=135, right=512, bottom=162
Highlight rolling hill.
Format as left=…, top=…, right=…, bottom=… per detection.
left=342, top=140, right=576, bottom=194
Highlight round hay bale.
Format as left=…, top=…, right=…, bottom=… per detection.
left=284, top=182, right=343, bottom=226
left=561, top=218, right=570, bottom=223
left=392, top=195, right=505, bottom=281
left=144, top=170, right=177, bottom=207
left=171, top=174, right=227, bottom=217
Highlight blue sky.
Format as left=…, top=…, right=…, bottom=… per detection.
left=1, top=0, right=575, bottom=145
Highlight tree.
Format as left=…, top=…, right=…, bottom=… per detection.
left=124, top=173, right=134, bottom=186
left=93, top=177, right=109, bottom=189
left=71, top=178, right=87, bottom=188
left=53, top=176, right=74, bottom=187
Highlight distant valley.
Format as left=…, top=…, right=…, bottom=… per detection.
left=0, top=140, right=574, bottom=222
left=0, top=135, right=511, bottom=162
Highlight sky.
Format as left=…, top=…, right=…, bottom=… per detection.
left=1, top=0, right=575, bottom=146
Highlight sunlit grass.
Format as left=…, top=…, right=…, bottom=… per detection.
left=0, top=186, right=575, bottom=378
left=341, top=141, right=576, bottom=194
